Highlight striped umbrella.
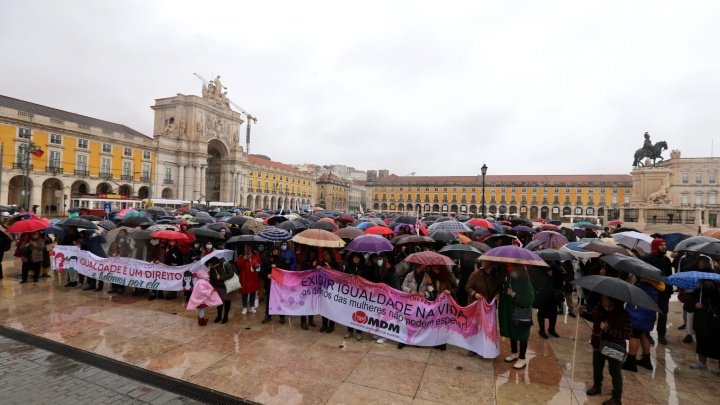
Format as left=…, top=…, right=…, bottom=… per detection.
left=257, top=227, right=293, bottom=242
left=428, top=221, right=472, bottom=233
left=530, top=231, right=569, bottom=250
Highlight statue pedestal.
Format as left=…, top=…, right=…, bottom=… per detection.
left=631, top=167, right=673, bottom=205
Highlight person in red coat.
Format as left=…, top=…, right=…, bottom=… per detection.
left=176, top=221, right=196, bottom=256
left=237, top=244, right=261, bottom=315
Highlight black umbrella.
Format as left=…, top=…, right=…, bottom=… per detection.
left=188, top=227, right=224, bottom=239
left=599, top=253, right=663, bottom=282
left=79, top=215, right=104, bottom=221
left=58, top=217, right=99, bottom=229
left=118, top=216, right=155, bottom=227
left=294, top=217, right=313, bottom=226
left=613, top=227, right=641, bottom=234
left=129, top=229, right=154, bottom=240
left=438, top=244, right=482, bottom=261
left=393, top=215, right=417, bottom=225
left=310, top=221, right=337, bottom=231
left=534, top=249, right=575, bottom=262
left=266, top=216, right=289, bottom=226
left=227, top=216, right=253, bottom=227
left=548, top=220, right=561, bottom=226
left=674, top=236, right=718, bottom=252
left=226, top=235, right=269, bottom=245
left=277, top=220, right=307, bottom=232
left=192, top=217, right=216, bottom=224
left=428, top=230, right=459, bottom=243
left=571, top=275, right=661, bottom=312
left=484, top=234, right=518, bottom=248
left=394, top=235, right=436, bottom=245
left=686, top=242, right=720, bottom=257
left=435, top=217, right=454, bottom=223
left=204, top=223, right=231, bottom=233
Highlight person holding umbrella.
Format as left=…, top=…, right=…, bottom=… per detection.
left=80, top=230, right=107, bottom=291
left=19, top=231, right=45, bottom=284
left=499, top=264, right=535, bottom=369
left=582, top=294, right=633, bottom=405
left=683, top=267, right=720, bottom=371
left=261, top=245, right=289, bottom=325
left=641, top=238, right=672, bottom=345
left=147, top=238, right=167, bottom=300
left=622, top=275, right=664, bottom=372
left=107, top=229, right=132, bottom=294
left=163, top=237, right=184, bottom=300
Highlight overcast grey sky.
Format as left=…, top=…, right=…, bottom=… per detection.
left=2, top=1, right=718, bottom=177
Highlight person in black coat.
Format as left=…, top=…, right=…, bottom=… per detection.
left=261, top=244, right=289, bottom=324
left=80, top=230, right=107, bottom=291
left=162, top=239, right=184, bottom=300
left=536, top=262, right=564, bottom=339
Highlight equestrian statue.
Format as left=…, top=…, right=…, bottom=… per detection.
left=632, top=132, right=668, bottom=167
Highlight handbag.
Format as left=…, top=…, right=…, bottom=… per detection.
left=600, top=340, right=627, bottom=362
left=224, top=274, right=241, bottom=291
left=512, top=307, right=533, bottom=326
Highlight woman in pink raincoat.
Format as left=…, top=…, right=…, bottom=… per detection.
left=186, top=269, right=223, bottom=326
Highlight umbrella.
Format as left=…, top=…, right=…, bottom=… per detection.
left=512, top=226, right=536, bottom=234
left=6, top=219, right=49, bottom=234
left=608, top=220, right=624, bottom=226
left=257, top=227, right=293, bottom=242
left=192, top=217, right=216, bottom=224
left=664, top=271, right=720, bottom=290
left=572, top=221, right=600, bottom=229
left=703, top=230, right=720, bottom=239
left=255, top=212, right=270, bottom=218
left=106, top=226, right=136, bottom=242
left=428, top=230, right=460, bottom=243
left=226, top=235, right=269, bottom=245
left=263, top=215, right=289, bottom=226
left=214, top=211, right=232, bottom=218
left=540, top=224, right=560, bottom=231
left=97, top=219, right=117, bottom=231
left=658, top=233, right=691, bottom=251
left=393, top=215, right=417, bottom=225
left=571, top=275, right=661, bottom=312
left=80, top=215, right=104, bottom=221
left=467, top=218, right=496, bottom=230
left=188, top=227, right=224, bottom=239
left=227, top=216, right=253, bottom=227
left=292, top=229, right=344, bottom=248
left=335, top=227, right=364, bottom=239
left=149, top=230, right=188, bottom=240
left=146, top=206, right=169, bottom=214
left=429, top=221, right=471, bottom=233
left=559, top=241, right=600, bottom=259
left=118, top=216, right=155, bottom=227
left=582, top=242, right=632, bottom=256
left=530, top=231, right=569, bottom=250
left=146, top=224, right=179, bottom=232
left=241, top=220, right=265, bottom=234
left=204, top=222, right=231, bottom=233
left=356, top=221, right=377, bottom=230
left=483, top=234, right=519, bottom=248
left=674, top=236, right=719, bottom=252
left=394, top=235, right=436, bottom=245
left=435, top=217, right=454, bottom=223
left=404, top=251, right=456, bottom=266
left=115, top=209, right=145, bottom=219
left=58, top=217, right=99, bottom=229
left=467, top=241, right=491, bottom=252
left=613, top=227, right=642, bottom=234
left=600, top=253, right=663, bottom=282
left=196, top=211, right=212, bottom=217
left=611, top=231, right=653, bottom=252
left=345, top=234, right=394, bottom=253
left=534, top=249, right=575, bottom=262
left=438, top=244, right=482, bottom=261
left=365, top=226, right=394, bottom=236
left=43, top=225, right=65, bottom=235
left=548, top=220, right=562, bottom=226
left=335, top=214, right=355, bottom=224
left=277, top=220, right=308, bottom=232
left=310, top=221, right=337, bottom=231
left=686, top=242, right=720, bottom=257
left=129, top=229, right=154, bottom=240
left=481, top=245, right=548, bottom=267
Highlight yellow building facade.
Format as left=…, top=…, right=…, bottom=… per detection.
left=243, top=155, right=315, bottom=211
left=316, top=173, right=350, bottom=211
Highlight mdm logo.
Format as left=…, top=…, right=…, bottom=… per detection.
left=351, top=311, right=399, bottom=333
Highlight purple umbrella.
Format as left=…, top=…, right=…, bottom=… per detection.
left=344, top=234, right=394, bottom=253
left=481, top=245, right=548, bottom=267
left=530, top=231, right=569, bottom=250
left=512, top=226, right=536, bottom=234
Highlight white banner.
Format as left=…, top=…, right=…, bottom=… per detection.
left=51, top=246, right=234, bottom=291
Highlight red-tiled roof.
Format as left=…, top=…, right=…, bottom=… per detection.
left=376, top=174, right=632, bottom=185
left=248, top=155, right=300, bottom=173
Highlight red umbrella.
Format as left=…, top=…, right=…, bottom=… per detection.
left=467, top=218, right=495, bottom=230
left=418, top=225, right=429, bottom=236
left=608, top=220, right=624, bottom=226
left=500, top=220, right=512, bottom=226
left=365, top=226, right=394, bottom=236
left=535, top=218, right=548, bottom=224
left=383, top=218, right=391, bottom=225
left=336, top=214, right=355, bottom=224
left=404, top=251, right=456, bottom=266
left=149, top=230, right=188, bottom=240
left=540, top=224, right=560, bottom=231
left=5, top=219, right=48, bottom=234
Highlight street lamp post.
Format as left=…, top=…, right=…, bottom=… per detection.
left=481, top=164, right=488, bottom=218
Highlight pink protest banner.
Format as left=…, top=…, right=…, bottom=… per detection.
left=52, top=246, right=234, bottom=291
left=269, top=267, right=500, bottom=358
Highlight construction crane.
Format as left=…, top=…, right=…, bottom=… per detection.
left=193, top=73, right=257, bottom=154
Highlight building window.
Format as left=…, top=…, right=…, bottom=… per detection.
left=589, top=188, right=594, bottom=193
left=613, top=188, right=618, bottom=194
left=696, top=173, right=702, bottom=183
left=124, top=147, right=132, bottom=157
left=682, top=195, right=689, bottom=205
left=554, top=188, right=559, bottom=192
left=100, top=158, right=111, bottom=175
left=76, top=154, right=88, bottom=171
left=522, top=188, right=526, bottom=192
left=624, top=188, right=630, bottom=193
left=574, top=207, right=582, bottom=215
left=501, top=188, right=505, bottom=192
left=611, top=195, right=618, bottom=204
left=50, top=134, right=62, bottom=144
left=78, top=139, right=88, bottom=149
left=18, top=128, right=31, bottom=139
left=695, top=195, right=702, bottom=205
left=600, top=196, right=606, bottom=204
left=600, top=188, right=605, bottom=193
left=165, top=167, right=172, bottom=180
left=511, top=188, right=516, bottom=192
left=142, top=164, right=151, bottom=180
left=143, top=151, right=151, bottom=160
left=123, top=161, right=132, bottom=177
left=102, top=143, right=112, bottom=153
left=682, top=173, right=688, bottom=183
left=709, top=194, right=717, bottom=205
left=624, top=196, right=630, bottom=204
left=49, top=151, right=61, bottom=169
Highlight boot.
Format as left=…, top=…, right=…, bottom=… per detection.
left=586, top=386, right=601, bottom=396
left=602, top=398, right=622, bottom=405
left=621, top=356, right=638, bottom=372
left=637, top=354, right=653, bottom=371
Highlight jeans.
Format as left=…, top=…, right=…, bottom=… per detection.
left=510, top=339, right=528, bottom=359
left=593, top=350, right=623, bottom=400
left=656, top=293, right=670, bottom=338
left=241, top=292, right=256, bottom=308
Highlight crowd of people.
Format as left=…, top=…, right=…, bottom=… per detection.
left=3, top=209, right=720, bottom=405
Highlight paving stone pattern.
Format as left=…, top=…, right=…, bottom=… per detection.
left=0, top=336, right=205, bottom=405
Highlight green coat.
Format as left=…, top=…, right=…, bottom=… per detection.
left=498, top=275, right=535, bottom=341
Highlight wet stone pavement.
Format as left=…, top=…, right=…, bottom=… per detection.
left=0, top=336, right=203, bottom=405
left=1, top=255, right=719, bottom=404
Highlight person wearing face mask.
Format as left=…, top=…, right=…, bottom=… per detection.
left=498, top=264, right=535, bottom=369
left=203, top=240, right=215, bottom=256
left=185, top=241, right=204, bottom=264
left=162, top=238, right=184, bottom=300
left=237, top=244, right=261, bottom=315
left=19, top=231, right=45, bottom=284
left=261, top=244, right=289, bottom=324
left=364, top=253, right=400, bottom=344
left=343, top=252, right=366, bottom=339
left=107, top=230, right=132, bottom=294
left=176, top=221, right=196, bottom=256
left=279, top=241, right=297, bottom=271
left=317, top=249, right=342, bottom=333
left=80, top=230, right=107, bottom=291
left=582, top=295, right=632, bottom=405
left=147, top=239, right=167, bottom=300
